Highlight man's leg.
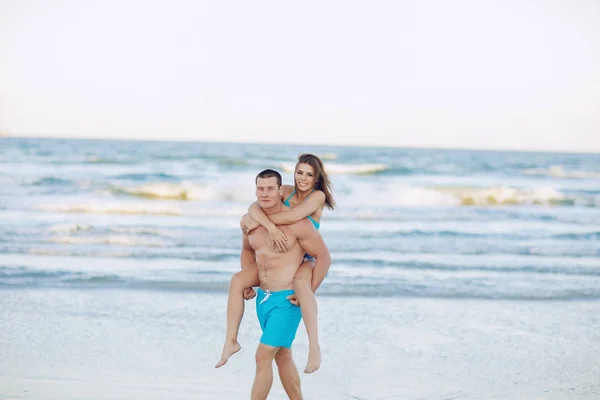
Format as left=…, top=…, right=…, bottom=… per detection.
left=251, top=343, right=280, bottom=400
left=216, top=266, right=259, bottom=368
left=275, top=347, right=303, bottom=400
left=293, top=262, right=321, bottom=373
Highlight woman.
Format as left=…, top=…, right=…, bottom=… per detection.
left=215, top=154, right=335, bottom=374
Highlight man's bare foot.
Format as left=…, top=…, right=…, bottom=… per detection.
left=215, top=340, right=241, bottom=368
left=304, top=345, right=320, bottom=374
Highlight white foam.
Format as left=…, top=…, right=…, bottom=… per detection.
left=47, top=235, right=169, bottom=247
left=280, top=162, right=388, bottom=175
left=524, top=165, right=600, bottom=179
left=120, top=182, right=215, bottom=201
left=37, top=203, right=184, bottom=216
left=49, top=223, right=92, bottom=233
left=344, top=184, right=458, bottom=207
left=112, top=227, right=181, bottom=237
left=344, top=184, right=569, bottom=207
left=115, top=180, right=257, bottom=203
left=318, top=152, right=338, bottom=160
left=27, top=248, right=133, bottom=258
left=441, top=186, right=566, bottom=206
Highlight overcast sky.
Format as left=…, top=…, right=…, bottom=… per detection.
left=1, top=0, right=599, bottom=152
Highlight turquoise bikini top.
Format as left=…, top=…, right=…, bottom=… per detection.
left=283, top=190, right=320, bottom=229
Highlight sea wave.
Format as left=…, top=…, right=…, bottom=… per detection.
left=114, top=173, right=179, bottom=181
left=1, top=265, right=598, bottom=300
left=442, top=186, right=567, bottom=206
left=111, top=227, right=182, bottom=237
left=281, top=162, right=388, bottom=175
left=26, top=248, right=134, bottom=258
left=7, top=239, right=594, bottom=261
left=331, top=257, right=600, bottom=277
left=22, top=247, right=238, bottom=260
left=355, top=228, right=600, bottom=241
left=318, top=152, right=337, bottom=160
left=36, top=203, right=183, bottom=216
left=46, top=224, right=180, bottom=238
left=29, top=177, right=73, bottom=186
left=523, top=166, right=600, bottom=179
left=553, top=232, right=600, bottom=240
left=114, top=182, right=212, bottom=201
left=347, top=185, right=597, bottom=207
left=49, top=223, right=93, bottom=233
left=47, top=235, right=170, bottom=247
left=86, top=156, right=135, bottom=164
left=111, top=181, right=255, bottom=202
left=33, top=201, right=248, bottom=218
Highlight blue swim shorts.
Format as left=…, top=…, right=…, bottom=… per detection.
left=256, top=288, right=302, bottom=349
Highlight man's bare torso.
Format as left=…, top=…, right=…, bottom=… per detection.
left=248, top=225, right=305, bottom=292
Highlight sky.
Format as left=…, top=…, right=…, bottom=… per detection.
left=1, top=0, right=599, bottom=152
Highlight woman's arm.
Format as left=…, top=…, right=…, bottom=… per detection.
left=267, top=191, right=325, bottom=225
left=248, top=201, right=278, bottom=231
left=248, top=202, right=288, bottom=251
left=240, top=213, right=260, bottom=235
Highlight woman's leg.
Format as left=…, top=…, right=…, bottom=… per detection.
left=293, top=261, right=321, bottom=374
left=215, top=266, right=259, bottom=368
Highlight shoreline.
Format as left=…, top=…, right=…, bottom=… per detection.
left=2, top=288, right=599, bottom=400
left=2, top=286, right=600, bottom=302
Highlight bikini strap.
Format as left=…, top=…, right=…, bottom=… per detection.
left=284, top=190, right=296, bottom=204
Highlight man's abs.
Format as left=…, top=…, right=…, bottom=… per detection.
left=250, top=226, right=304, bottom=290
left=255, top=251, right=304, bottom=291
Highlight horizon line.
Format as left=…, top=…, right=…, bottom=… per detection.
left=2, top=131, right=599, bottom=156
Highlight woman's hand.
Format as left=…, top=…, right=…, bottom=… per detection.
left=268, top=226, right=288, bottom=252
left=286, top=293, right=299, bottom=306
left=243, top=287, right=256, bottom=300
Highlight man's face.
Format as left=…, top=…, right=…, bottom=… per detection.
left=256, top=177, right=282, bottom=209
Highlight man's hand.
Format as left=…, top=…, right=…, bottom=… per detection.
left=243, top=287, right=256, bottom=300
left=286, top=293, right=299, bottom=306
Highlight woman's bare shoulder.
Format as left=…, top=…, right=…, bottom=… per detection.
left=310, top=189, right=326, bottom=203
left=282, top=185, right=295, bottom=198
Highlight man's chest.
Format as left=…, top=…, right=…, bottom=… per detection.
left=249, top=227, right=297, bottom=252
left=248, top=228, right=269, bottom=250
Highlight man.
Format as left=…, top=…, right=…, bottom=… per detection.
left=243, top=169, right=331, bottom=400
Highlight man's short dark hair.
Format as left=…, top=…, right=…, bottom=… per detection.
left=255, top=169, right=282, bottom=187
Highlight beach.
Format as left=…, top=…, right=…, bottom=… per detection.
left=2, top=289, right=599, bottom=400
left=1, top=137, right=600, bottom=399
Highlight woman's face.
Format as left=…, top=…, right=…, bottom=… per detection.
left=295, top=162, right=316, bottom=191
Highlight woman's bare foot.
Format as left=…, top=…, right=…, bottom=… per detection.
left=215, top=340, right=241, bottom=368
left=304, top=345, right=321, bottom=374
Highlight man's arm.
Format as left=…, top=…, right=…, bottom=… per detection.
left=293, top=220, right=331, bottom=293
left=239, top=229, right=258, bottom=300
left=240, top=231, right=257, bottom=270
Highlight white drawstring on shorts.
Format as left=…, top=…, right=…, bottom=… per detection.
left=259, top=289, right=271, bottom=304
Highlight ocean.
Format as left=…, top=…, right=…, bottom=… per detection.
left=1, top=137, right=599, bottom=299
left=1, top=137, right=600, bottom=399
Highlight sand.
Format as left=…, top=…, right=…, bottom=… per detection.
left=1, top=289, right=599, bottom=399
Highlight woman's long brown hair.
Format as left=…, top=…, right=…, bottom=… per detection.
left=295, top=153, right=336, bottom=210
